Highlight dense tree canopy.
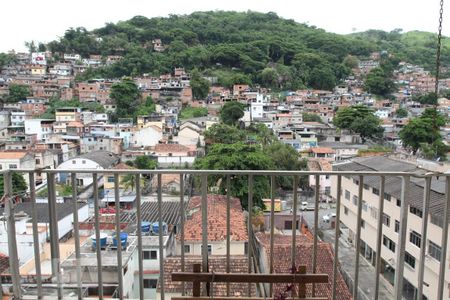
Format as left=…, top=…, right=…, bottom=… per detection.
left=302, top=113, right=322, bottom=123
left=7, top=84, right=31, bottom=103
left=194, top=142, right=273, bottom=209
left=363, top=67, right=396, bottom=96
left=110, top=78, right=141, bottom=119
left=220, top=101, right=245, bottom=125
left=399, top=108, right=447, bottom=158
left=334, top=105, right=384, bottom=142
left=190, top=69, right=211, bottom=100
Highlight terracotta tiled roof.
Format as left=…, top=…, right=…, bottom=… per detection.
left=256, top=233, right=351, bottom=300
left=154, top=143, right=190, bottom=153
left=159, top=256, right=255, bottom=297
left=152, top=174, right=180, bottom=188
left=311, top=147, right=335, bottom=154
left=318, top=159, right=332, bottom=171
left=0, top=152, right=28, bottom=159
left=112, top=163, right=135, bottom=170
left=0, top=253, right=9, bottom=274
left=182, top=195, right=248, bottom=242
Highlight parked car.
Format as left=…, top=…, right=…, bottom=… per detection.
left=322, top=213, right=336, bottom=223
left=300, top=201, right=315, bottom=211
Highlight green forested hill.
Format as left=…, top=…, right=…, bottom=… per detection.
left=350, top=29, right=450, bottom=72
left=43, top=11, right=447, bottom=89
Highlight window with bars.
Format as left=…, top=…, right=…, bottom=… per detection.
left=431, top=215, right=443, bottom=228
left=345, top=190, right=350, bottom=200
left=410, top=230, right=421, bottom=248
left=370, top=207, right=378, bottom=219
left=405, top=251, right=416, bottom=269
left=352, top=195, right=358, bottom=206
left=409, top=206, right=423, bottom=218
left=384, top=193, right=391, bottom=201
left=428, top=240, right=441, bottom=260
left=373, top=188, right=380, bottom=195
left=382, top=213, right=390, bottom=227
left=143, top=279, right=157, bottom=289
left=143, top=250, right=157, bottom=260
left=383, top=235, right=396, bottom=253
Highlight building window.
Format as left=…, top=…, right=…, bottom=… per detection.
left=431, top=215, right=443, bottom=228
left=405, top=252, right=416, bottom=269
left=428, top=240, right=442, bottom=260
left=8, top=164, right=17, bottom=169
left=143, top=250, right=157, bottom=260
left=107, top=176, right=114, bottom=183
left=410, top=231, right=421, bottom=248
left=345, top=190, right=350, bottom=200
left=409, top=207, right=423, bottom=218
left=344, top=206, right=348, bottom=215
left=352, top=195, right=358, bottom=206
left=370, top=207, right=378, bottom=219
left=384, top=193, right=391, bottom=202
left=143, top=279, right=157, bottom=289
left=353, top=179, right=359, bottom=185
left=361, top=220, right=365, bottom=228
left=396, top=198, right=401, bottom=207
left=382, top=213, right=390, bottom=227
left=372, top=188, right=380, bottom=196
left=363, top=184, right=369, bottom=190
left=184, top=245, right=190, bottom=253
left=35, top=159, right=40, bottom=165
left=395, top=220, right=400, bottom=233
left=362, top=201, right=368, bottom=212
left=72, top=160, right=76, bottom=164
left=383, top=235, right=396, bottom=253
left=82, top=160, right=86, bottom=164
left=201, top=244, right=212, bottom=255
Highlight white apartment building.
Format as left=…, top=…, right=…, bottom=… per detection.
left=331, top=156, right=448, bottom=300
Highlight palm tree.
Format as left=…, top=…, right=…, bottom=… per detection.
left=121, top=174, right=145, bottom=192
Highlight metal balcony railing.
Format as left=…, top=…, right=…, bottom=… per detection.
left=0, top=169, right=448, bottom=300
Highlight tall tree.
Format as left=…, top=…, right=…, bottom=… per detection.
left=190, top=69, right=210, bottom=100
left=110, top=78, right=140, bottom=119
left=220, top=101, right=245, bottom=126
left=334, top=105, right=384, bottom=142
left=194, top=143, right=274, bottom=209
left=399, top=108, right=447, bottom=156
left=7, top=84, right=31, bottom=103
left=363, top=67, right=396, bottom=96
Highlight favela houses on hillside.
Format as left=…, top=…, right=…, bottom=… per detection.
left=1, top=4, right=450, bottom=300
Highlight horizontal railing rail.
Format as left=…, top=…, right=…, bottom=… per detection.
left=0, top=168, right=448, bottom=300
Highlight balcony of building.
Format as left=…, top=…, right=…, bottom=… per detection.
left=0, top=168, right=447, bottom=300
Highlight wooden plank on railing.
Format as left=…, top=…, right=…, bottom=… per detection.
left=172, top=272, right=328, bottom=284
left=298, top=265, right=306, bottom=298
left=193, top=263, right=201, bottom=297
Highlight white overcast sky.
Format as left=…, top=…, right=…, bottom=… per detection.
left=1, top=0, right=448, bottom=53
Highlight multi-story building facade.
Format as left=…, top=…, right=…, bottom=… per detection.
left=332, top=156, right=448, bottom=300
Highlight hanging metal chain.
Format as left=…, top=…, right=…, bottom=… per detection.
left=435, top=0, right=444, bottom=98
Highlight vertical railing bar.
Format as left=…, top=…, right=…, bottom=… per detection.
left=48, top=172, right=62, bottom=299
left=417, top=176, right=431, bottom=300
left=70, top=173, right=82, bottom=300
left=201, top=174, right=208, bottom=296
left=394, top=175, right=410, bottom=300
left=247, top=174, right=253, bottom=297
left=269, top=175, right=275, bottom=297
left=4, top=171, right=21, bottom=298
left=374, top=176, right=385, bottom=300
left=135, top=174, right=144, bottom=300
left=437, top=176, right=450, bottom=300
left=93, top=173, right=104, bottom=299
left=158, top=173, right=165, bottom=300
left=180, top=174, right=186, bottom=296
left=332, top=175, right=342, bottom=300
left=29, top=172, right=43, bottom=299
left=226, top=175, right=231, bottom=297
left=312, top=174, right=320, bottom=297
left=114, top=173, right=124, bottom=299
left=291, top=176, right=299, bottom=271
left=353, top=175, right=364, bottom=299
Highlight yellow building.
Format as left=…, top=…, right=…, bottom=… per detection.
left=104, top=163, right=135, bottom=190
